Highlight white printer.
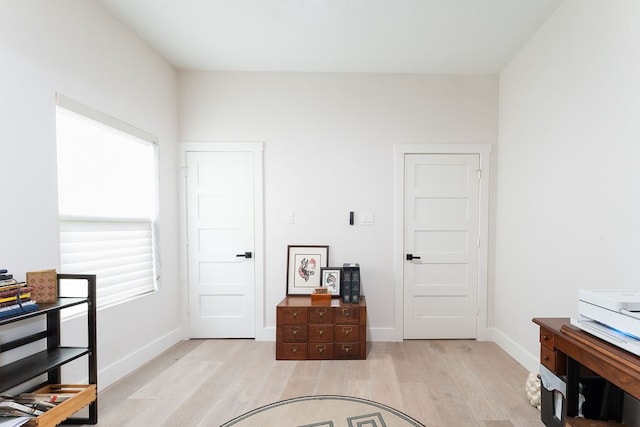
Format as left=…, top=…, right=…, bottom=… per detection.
left=571, top=290, right=640, bottom=356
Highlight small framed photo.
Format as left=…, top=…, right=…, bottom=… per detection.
left=287, top=245, right=329, bottom=295
left=320, top=267, right=341, bottom=298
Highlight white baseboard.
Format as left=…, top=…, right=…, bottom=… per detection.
left=368, top=327, right=403, bottom=342
left=492, top=327, right=540, bottom=374
left=98, top=327, right=184, bottom=391
left=256, top=326, right=275, bottom=341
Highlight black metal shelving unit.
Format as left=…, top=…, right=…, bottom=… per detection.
left=0, top=273, right=97, bottom=425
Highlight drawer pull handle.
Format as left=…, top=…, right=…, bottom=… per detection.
left=292, top=328, right=299, bottom=335
left=292, top=346, right=298, bottom=353
left=543, top=355, right=549, bottom=361
left=343, top=345, right=351, bottom=353
left=343, top=327, right=352, bottom=335
left=317, top=345, right=326, bottom=353
left=292, top=311, right=299, bottom=317
left=542, top=335, right=549, bottom=340
left=317, top=309, right=327, bottom=317
left=318, top=329, right=324, bottom=335
left=343, top=310, right=350, bottom=317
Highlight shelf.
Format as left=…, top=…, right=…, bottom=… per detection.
left=0, top=273, right=97, bottom=425
left=0, top=298, right=88, bottom=326
left=0, top=348, right=90, bottom=391
left=26, top=384, right=96, bottom=426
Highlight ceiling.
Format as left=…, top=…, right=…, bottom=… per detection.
left=97, top=0, right=563, bottom=74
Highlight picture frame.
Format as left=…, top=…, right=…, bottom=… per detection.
left=286, top=245, right=329, bottom=295
left=320, top=267, right=341, bottom=298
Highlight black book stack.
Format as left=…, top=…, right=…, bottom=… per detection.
left=341, top=263, right=360, bottom=304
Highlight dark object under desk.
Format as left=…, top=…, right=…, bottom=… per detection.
left=533, top=317, right=630, bottom=425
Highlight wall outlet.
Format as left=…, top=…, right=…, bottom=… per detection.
left=285, top=212, right=294, bottom=225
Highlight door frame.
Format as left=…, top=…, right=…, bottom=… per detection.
left=178, top=142, right=265, bottom=340
left=393, top=144, right=492, bottom=341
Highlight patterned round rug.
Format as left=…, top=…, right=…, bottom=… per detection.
left=220, top=395, right=425, bottom=427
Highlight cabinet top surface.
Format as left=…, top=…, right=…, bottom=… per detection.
left=532, top=317, right=570, bottom=332
left=278, top=295, right=366, bottom=308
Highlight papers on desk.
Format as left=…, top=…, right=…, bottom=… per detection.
left=0, top=417, right=31, bottom=427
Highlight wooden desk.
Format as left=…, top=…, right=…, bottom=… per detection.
left=533, top=318, right=634, bottom=420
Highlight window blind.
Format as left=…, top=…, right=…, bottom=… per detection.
left=59, top=218, right=157, bottom=306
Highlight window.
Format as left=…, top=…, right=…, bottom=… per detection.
left=56, top=95, right=159, bottom=307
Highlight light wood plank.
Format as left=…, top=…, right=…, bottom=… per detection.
left=95, top=339, right=543, bottom=426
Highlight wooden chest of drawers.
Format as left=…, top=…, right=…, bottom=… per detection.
left=276, top=296, right=367, bottom=360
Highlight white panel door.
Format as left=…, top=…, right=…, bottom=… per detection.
left=404, top=154, right=480, bottom=339
left=186, top=150, right=256, bottom=338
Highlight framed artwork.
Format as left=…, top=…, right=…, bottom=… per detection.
left=320, top=267, right=341, bottom=298
left=286, top=245, right=329, bottom=295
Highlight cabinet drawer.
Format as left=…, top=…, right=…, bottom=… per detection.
left=277, top=343, right=307, bottom=360
left=540, top=346, right=558, bottom=372
left=335, top=325, right=360, bottom=342
left=540, top=327, right=555, bottom=350
left=335, top=342, right=360, bottom=359
left=309, top=307, right=334, bottom=323
left=308, top=325, right=333, bottom=342
left=309, top=343, right=334, bottom=359
left=335, top=307, right=360, bottom=325
left=282, top=325, right=307, bottom=342
left=279, top=307, right=308, bottom=324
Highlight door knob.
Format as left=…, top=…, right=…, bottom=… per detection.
left=406, top=254, right=421, bottom=261
left=236, top=251, right=252, bottom=259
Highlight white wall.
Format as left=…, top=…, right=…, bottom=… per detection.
left=0, top=0, right=181, bottom=390
left=496, top=0, right=640, bottom=376
left=178, top=71, right=498, bottom=340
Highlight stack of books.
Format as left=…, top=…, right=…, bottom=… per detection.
left=0, top=269, right=39, bottom=320
left=341, top=263, right=361, bottom=304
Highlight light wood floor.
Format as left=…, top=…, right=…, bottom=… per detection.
left=94, top=339, right=543, bottom=426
